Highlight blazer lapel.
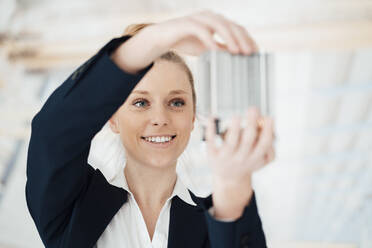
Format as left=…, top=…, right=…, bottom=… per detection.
left=167, top=195, right=209, bottom=248
left=68, top=168, right=128, bottom=248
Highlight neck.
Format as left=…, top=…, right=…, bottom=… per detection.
left=124, top=159, right=177, bottom=208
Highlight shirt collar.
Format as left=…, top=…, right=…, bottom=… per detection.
left=109, top=169, right=197, bottom=207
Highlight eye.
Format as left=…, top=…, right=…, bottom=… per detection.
left=170, top=98, right=185, bottom=107
left=133, top=98, right=149, bottom=108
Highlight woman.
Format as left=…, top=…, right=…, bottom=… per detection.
left=26, top=10, right=275, bottom=248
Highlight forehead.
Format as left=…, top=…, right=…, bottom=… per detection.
left=132, top=60, right=192, bottom=95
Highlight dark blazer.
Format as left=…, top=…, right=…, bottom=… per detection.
left=25, top=35, right=267, bottom=248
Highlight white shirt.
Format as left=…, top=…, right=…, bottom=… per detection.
left=96, top=170, right=234, bottom=248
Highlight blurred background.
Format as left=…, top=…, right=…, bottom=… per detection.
left=1, top=0, right=372, bottom=247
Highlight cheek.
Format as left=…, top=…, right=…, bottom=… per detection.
left=174, top=117, right=194, bottom=140
left=117, top=113, right=143, bottom=142
left=179, top=119, right=193, bottom=130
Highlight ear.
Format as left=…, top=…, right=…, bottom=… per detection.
left=108, top=114, right=120, bottom=134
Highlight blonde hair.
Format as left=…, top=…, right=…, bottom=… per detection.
left=123, top=23, right=197, bottom=114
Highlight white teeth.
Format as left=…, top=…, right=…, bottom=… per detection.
left=144, top=136, right=173, bottom=143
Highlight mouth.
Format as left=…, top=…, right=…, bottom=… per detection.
left=140, top=135, right=177, bottom=148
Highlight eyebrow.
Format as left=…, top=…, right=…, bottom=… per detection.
left=132, top=90, right=188, bottom=95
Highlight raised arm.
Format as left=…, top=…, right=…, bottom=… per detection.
left=25, top=35, right=153, bottom=247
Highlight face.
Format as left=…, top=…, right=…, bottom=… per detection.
left=109, top=60, right=195, bottom=170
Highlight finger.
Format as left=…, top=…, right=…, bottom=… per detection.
left=257, top=117, right=265, bottom=130
left=190, top=13, right=239, bottom=53
left=190, top=12, right=239, bottom=53
left=250, top=117, right=274, bottom=162
left=229, top=23, right=252, bottom=55
left=265, top=146, right=275, bottom=164
left=236, top=107, right=260, bottom=158
left=186, top=19, right=219, bottom=50
left=236, top=25, right=259, bottom=53
left=216, top=42, right=229, bottom=51
left=220, top=130, right=227, bottom=141
left=251, top=146, right=275, bottom=171
left=205, top=115, right=219, bottom=156
left=223, top=115, right=242, bottom=154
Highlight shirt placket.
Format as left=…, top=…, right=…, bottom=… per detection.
left=129, top=194, right=153, bottom=247
left=151, top=200, right=171, bottom=248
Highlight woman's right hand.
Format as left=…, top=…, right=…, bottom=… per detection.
left=111, top=10, right=259, bottom=74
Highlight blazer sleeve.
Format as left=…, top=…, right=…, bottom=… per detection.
left=196, top=192, right=267, bottom=248
left=25, top=35, right=153, bottom=247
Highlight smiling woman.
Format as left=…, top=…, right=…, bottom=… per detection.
left=105, top=54, right=198, bottom=244
left=25, top=10, right=269, bottom=248
left=108, top=57, right=197, bottom=175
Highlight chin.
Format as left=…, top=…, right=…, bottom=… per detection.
left=145, top=156, right=178, bottom=169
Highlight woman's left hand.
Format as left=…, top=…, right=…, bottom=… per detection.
left=205, top=107, right=275, bottom=220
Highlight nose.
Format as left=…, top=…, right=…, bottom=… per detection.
left=150, top=106, right=170, bottom=126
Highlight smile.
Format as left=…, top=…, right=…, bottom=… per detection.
left=140, top=135, right=177, bottom=148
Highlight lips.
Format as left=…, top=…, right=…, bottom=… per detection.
left=140, top=135, right=177, bottom=149
left=140, top=135, right=177, bottom=140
